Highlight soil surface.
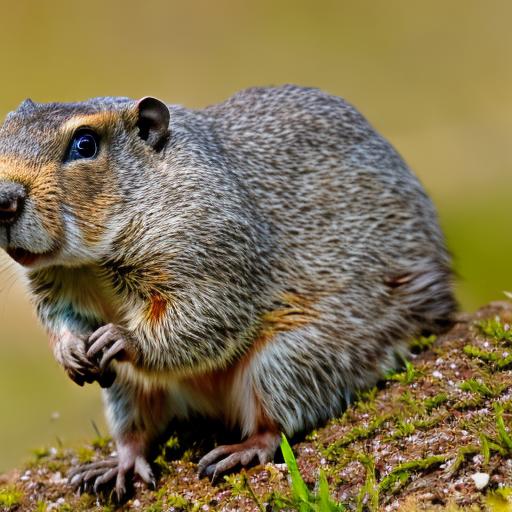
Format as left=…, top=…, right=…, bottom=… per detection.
left=1, top=301, right=512, bottom=511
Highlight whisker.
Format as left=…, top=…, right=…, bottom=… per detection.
left=0, top=272, right=19, bottom=294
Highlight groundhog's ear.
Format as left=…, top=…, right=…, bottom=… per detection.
left=136, top=97, right=170, bottom=152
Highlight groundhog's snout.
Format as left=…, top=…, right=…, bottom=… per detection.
left=0, top=181, right=25, bottom=225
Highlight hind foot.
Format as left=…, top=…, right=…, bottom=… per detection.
left=197, top=431, right=280, bottom=481
left=68, top=452, right=155, bottom=501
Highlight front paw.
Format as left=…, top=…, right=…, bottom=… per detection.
left=86, top=324, right=137, bottom=387
left=54, top=330, right=101, bottom=387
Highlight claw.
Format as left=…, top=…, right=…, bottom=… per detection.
left=93, top=468, right=117, bottom=493
left=197, top=432, right=280, bottom=481
left=68, top=458, right=116, bottom=482
left=197, top=445, right=233, bottom=478
left=87, top=324, right=117, bottom=359
left=134, top=455, right=155, bottom=485
left=68, top=458, right=119, bottom=494
left=88, top=324, right=113, bottom=345
left=99, top=339, right=125, bottom=371
left=67, top=453, right=155, bottom=500
left=115, top=471, right=126, bottom=502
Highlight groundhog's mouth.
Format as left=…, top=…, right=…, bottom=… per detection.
left=6, top=247, right=52, bottom=267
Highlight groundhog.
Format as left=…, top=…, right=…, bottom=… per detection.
left=0, top=85, right=455, bottom=499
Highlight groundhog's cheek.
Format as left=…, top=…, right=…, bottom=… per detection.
left=60, top=161, right=120, bottom=247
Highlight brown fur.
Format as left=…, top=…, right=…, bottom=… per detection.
left=146, top=294, right=168, bottom=325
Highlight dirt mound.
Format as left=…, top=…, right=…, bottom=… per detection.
left=1, top=302, right=512, bottom=511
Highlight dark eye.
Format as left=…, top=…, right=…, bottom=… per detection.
left=66, top=129, right=99, bottom=161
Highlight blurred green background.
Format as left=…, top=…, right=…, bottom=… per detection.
left=0, top=0, right=511, bottom=472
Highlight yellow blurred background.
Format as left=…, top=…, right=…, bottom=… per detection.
left=0, top=0, right=511, bottom=471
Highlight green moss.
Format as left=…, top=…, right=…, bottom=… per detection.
left=385, top=359, right=419, bottom=384
left=91, top=436, right=111, bottom=450
left=180, top=448, right=195, bottom=463
left=485, top=487, right=512, bottom=510
left=476, top=318, right=512, bottom=343
left=378, top=455, right=447, bottom=495
left=447, top=445, right=479, bottom=474
left=224, top=472, right=265, bottom=511
left=76, top=446, right=95, bottom=464
left=387, top=413, right=445, bottom=441
left=485, top=487, right=512, bottom=512
left=459, top=378, right=505, bottom=398
left=45, top=459, right=67, bottom=473
left=424, top=392, right=449, bottom=412
left=265, top=490, right=295, bottom=511
left=463, top=345, right=512, bottom=369
left=410, top=334, right=437, bottom=352
left=494, top=403, right=512, bottom=453
left=32, top=447, right=50, bottom=461
left=399, top=391, right=424, bottom=415
left=166, top=494, right=190, bottom=508
left=324, top=415, right=390, bottom=458
left=414, top=414, right=445, bottom=430
left=453, top=395, right=484, bottom=411
left=145, top=502, right=164, bottom=512
left=354, top=387, right=378, bottom=414
left=0, top=487, right=23, bottom=510
left=76, top=494, right=97, bottom=511
left=390, top=419, right=416, bottom=440
left=477, top=434, right=507, bottom=457
left=154, top=435, right=182, bottom=474
left=356, top=455, right=378, bottom=512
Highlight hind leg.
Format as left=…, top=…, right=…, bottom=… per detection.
left=69, top=377, right=172, bottom=500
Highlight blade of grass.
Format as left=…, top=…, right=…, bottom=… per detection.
left=280, top=434, right=311, bottom=511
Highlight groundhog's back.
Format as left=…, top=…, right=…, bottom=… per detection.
left=202, top=85, right=448, bottom=281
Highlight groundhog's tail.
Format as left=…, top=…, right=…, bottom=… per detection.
left=388, top=258, right=457, bottom=336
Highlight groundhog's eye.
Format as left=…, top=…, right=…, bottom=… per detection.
left=66, top=129, right=99, bottom=161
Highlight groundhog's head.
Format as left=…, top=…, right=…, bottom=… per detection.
left=0, top=96, right=170, bottom=268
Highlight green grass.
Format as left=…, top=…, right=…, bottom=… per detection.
left=280, top=435, right=345, bottom=512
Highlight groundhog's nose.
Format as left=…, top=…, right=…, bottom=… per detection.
left=0, top=182, right=26, bottom=225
